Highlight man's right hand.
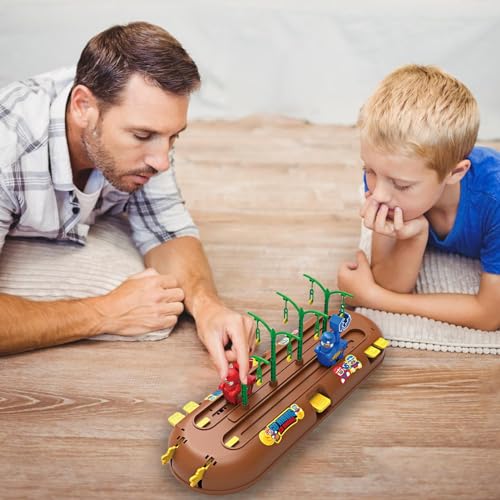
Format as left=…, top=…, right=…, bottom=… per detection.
left=89, top=268, right=185, bottom=336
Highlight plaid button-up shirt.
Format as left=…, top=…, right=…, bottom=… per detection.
left=0, top=67, right=199, bottom=256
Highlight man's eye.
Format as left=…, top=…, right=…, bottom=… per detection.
left=134, top=133, right=151, bottom=141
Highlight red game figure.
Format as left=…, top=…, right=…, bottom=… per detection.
left=219, top=361, right=256, bottom=405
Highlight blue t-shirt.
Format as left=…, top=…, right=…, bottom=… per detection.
left=363, top=145, right=500, bottom=274
left=428, top=146, right=500, bottom=275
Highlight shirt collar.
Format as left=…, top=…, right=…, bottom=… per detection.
left=48, top=79, right=75, bottom=191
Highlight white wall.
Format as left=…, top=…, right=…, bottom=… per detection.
left=1, top=0, right=499, bottom=138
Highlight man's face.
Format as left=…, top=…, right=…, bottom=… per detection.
left=360, top=140, right=447, bottom=221
left=82, top=74, right=189, bottom=193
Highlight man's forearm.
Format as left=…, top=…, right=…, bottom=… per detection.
left=365, top=286, right=498, bottom=331
left=144, top=236, right=221, bottom=317
left=372, top=232, right=428, bottom=293
left=0, top=294, right=104, bottom=354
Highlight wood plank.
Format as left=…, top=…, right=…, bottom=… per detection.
left=0, top=117, right=499, bottom=499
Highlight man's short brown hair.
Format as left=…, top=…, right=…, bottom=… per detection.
left=74, top=21, right=200, bottom=108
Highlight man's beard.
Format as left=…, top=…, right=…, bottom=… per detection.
left=82, top=124, right=140, bottom=193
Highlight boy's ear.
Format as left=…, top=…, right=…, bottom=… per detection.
left=445, top=159, right=471, bottom=185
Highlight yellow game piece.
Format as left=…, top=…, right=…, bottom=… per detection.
left=189, top=462, right=211, bottom=487
left=224, top=436, right=240, bottom=448
left=168, top=411, right=185, bottom=427
left=161, top=444, right=179, bottom=464
left=196, top=416, right=211, bottom=428
left=183, top=401, right=200, bottom=414
left=309, top=393, right=332, bottom=413
left=373, top=337, right=390, bottom=350
left=364, top=345, right=381, bottom=359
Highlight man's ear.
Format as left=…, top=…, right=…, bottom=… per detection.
left=68, top=84, right=99, bottom=128
left=445, top=159, right=471, bottom=185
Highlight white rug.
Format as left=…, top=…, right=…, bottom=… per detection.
left=357, top=224, right=500, bottom=354
left=0, top=215, right=172, bottom=341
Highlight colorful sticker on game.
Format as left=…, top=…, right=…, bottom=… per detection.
left=333, top=354, right=363, bottom=384
left=204, top=389, right=223, bottom=401
left=259, top=403, right=305, bottom=446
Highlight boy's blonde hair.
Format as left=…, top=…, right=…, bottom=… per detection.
left=358, top=65, right=479, bottom=181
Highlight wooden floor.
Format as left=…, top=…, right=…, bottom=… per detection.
left=1, top=117, right=499, bottom=499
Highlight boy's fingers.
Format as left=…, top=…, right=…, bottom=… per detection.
left=374, top=204, right=390, bottom=233
left=340, top=260, right=358, bottom=271
left=393, top=207, right=404, bottom=231
left=363, top=199, right=379, bottom=229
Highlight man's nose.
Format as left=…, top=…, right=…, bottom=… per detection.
left=145, top=147, right=171, bottom=173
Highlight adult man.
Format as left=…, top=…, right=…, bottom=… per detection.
left=0, top=21, right=254, bottom=382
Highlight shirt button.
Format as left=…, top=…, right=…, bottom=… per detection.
left=72, top=206, right=80, bottom=214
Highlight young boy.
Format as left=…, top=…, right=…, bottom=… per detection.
left=337, top=64, right=500, bottom=331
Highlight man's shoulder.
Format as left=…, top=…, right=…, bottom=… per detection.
left=0, top=67, right=75, bottom=104
left=0, top=67, right=75, bottom=174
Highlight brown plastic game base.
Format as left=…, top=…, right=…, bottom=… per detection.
left=163, top=310, right=387, bottom=494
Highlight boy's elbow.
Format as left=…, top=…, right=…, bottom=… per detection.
left=372, top=265, right=415, bottom=294
left=469, top=308, right=500, bottom=331
left=477, top=317, right=500, bottom=332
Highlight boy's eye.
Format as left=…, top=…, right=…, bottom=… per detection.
left=362, top=166, right=375, bottom=176
left=393, top=182, right=412, bottom=191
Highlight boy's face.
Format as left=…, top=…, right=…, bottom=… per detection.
left=360, top=140, right=447, bottom=221
left=82, top=74, right=189, bottom=193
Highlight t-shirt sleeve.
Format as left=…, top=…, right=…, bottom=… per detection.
left=126, top=153, right=199, bottom=256
left=480, top=196, right=500, bottom=274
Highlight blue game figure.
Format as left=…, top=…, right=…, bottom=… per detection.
left=314, top=313, right=350, bottom=367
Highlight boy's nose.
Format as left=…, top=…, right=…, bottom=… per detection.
left=371, top=183, right=391, bottom=204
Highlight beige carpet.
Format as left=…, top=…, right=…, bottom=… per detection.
left=357, top=224, right=500, bottom=354
left=0, top=216, right=172, bottom=341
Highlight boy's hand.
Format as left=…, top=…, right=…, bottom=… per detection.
left=337, top=250, right=380, bottom=308
left=194, top=300, right=256, bottom=384
left=361, top=194, right=428, bottom=240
